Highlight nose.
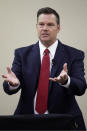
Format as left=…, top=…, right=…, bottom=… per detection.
left=43, top=24, right=48, bottom=30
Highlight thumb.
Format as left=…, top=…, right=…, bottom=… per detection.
left=7, top=67, right=12, bottom=74
left=63, top=63, right=68, bottom=73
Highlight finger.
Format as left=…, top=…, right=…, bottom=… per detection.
left=52, top=76, right=60, bottom=83
left=2, top=75, right=7, bottom=78
left=55, top=76, right=60, bottom=81
left=49, top=77, right=56, bottom=82
left=7, top=67, right=12, bottom=74
left=63, top=63, right=68, bottom=73
left=2, top=75, right=10, bottom=83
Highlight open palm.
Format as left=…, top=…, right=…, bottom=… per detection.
left=49, top=63, right=68, bottom=85
left=2, top=67, right=19, bottom=86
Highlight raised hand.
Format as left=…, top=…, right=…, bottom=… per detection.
left=2, top=67, right=20, bottom=87
left=49, top=63, right=68, bottom=85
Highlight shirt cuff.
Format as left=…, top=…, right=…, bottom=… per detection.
left=8, top=82, right=20, bottom=90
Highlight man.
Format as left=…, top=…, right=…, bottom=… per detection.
left=2, top=7, right=87, bottom=129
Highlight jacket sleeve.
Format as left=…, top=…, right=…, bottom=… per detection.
left=67, top=51, right=87, bottom=96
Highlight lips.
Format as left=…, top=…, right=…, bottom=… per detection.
left=41, top=34, right=49, bottom=37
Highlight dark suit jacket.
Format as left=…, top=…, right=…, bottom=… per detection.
left=3, top=40, right=87, bottom=129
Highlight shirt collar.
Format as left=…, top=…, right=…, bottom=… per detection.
left=39, top=40, right=58, bottom=57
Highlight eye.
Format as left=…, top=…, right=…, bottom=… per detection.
left=48, top=23, right=55, bottom=26
left=38, top=23, right=44, bottom=27
left=40, top=23, right=44, bottom=26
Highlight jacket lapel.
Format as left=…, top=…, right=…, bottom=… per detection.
left=32, top=42, right=41, bottom=69
left=31, top=42, right=41, bottom=93
left=49, top=41, right=65, bottom=91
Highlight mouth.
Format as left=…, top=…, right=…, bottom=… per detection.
left=41, top=34, right=49, bottom=37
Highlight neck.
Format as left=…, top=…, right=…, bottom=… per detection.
left=41, top=40, right=57, bottom=48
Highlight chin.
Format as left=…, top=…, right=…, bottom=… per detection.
left=41, top=38, right=49, bottom=42
left=41, top=40, right=49, bottom=43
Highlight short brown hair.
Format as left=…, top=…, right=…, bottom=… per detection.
left=37, top=7, right=60, bottom=25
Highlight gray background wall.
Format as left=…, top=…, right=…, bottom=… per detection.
left=0, top=0, right=87, bottom=128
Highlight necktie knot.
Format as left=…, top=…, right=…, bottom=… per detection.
left=44, top=49, right=49, bottom=55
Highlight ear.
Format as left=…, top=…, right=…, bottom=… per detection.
left=57, top=24, right=60, bottom=33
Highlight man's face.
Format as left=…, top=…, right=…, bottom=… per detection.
left=36, top=14, right=60, bottom=47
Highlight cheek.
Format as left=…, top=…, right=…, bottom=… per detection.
left=53, top=29, right=58, bottom=35
left=37, top=30, right=40, bottom=36
left=37, top=30, right=42, bottom=38
left=51, top=30, right=57, bottom=36
left=37, top=29, right=41, bottom=34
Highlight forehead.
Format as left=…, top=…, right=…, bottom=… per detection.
left=37, top=14, right=57, bottom=23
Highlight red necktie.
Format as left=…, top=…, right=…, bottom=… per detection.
left=35, top=49, right=50, bottom=114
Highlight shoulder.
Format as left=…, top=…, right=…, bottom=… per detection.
left=14, top=42, right=39, bottom=55
left=15, top=44, right=34, bottom=53
left=58, top=40, right=84, bottom=59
